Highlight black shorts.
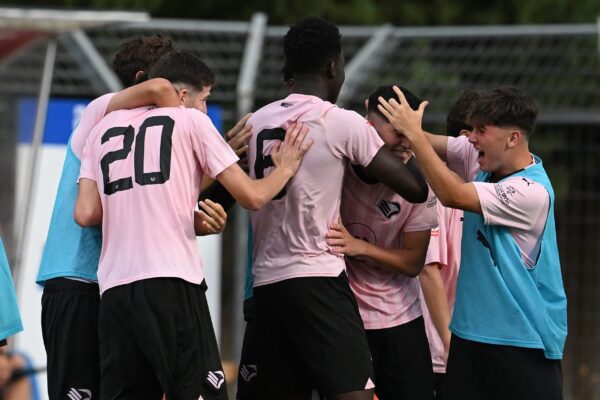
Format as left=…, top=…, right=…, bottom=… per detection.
left=41, top=278, right=101, bottom=400
left=253, top=272, right=374, bottom=399
left=236, top=298, right=258, bottom=400
left=445, top=334, right=563, bottom=400
left=366, top=316, right=433, bottom=400
left=99, top=278, right=227, bottom=400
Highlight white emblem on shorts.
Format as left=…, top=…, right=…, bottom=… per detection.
left=364, top=378, right=375, bottom=390
left=207, top=370, right=225, bottom=389
left=239, top=364, right=257, bottom=382
left=67, top=388, right=92, bottom=400
left=197, top=396, right=204, bottom=400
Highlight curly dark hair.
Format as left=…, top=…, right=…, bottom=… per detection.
left=112, top=35, right=175, bottom=88
left=282, top=17, right=342, bottom=77
left=148, top=51, right=215, bottom=90
left=446, top=89, right=483, bottom=137
left=367, top=85, right=422, bottom=119
left=469, top=86, right=539, bottom=137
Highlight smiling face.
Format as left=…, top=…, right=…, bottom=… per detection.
left=468, top=124, right=517, bottom=174
left=368, top=111, right=412, bottom=158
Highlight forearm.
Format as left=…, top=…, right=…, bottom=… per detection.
left=423, top=130, right=449, bottom=161
left=199, top=181, right=237, bottom=212
left=217, top=164, right=293, bottom=210
left=106, top=78, right=179, bottom=114
left=410, top=134, right=466, bottom=207
left=419, top=264, right=452, bottom=349
left=366, top=148, right=429, bottom=203
left=357, top=241, right=426, bottom=278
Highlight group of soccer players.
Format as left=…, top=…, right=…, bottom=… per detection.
left=0, top=14, right=567, bottom=400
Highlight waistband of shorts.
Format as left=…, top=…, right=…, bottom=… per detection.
left=43, top=277, right=100, bottom=293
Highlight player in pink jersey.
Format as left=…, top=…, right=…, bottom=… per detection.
left=418, top=90, right=480, bottom=399
left=326, top=85, right=438, bottom=400
left=76, top=51, right=312, bottom=400
left=37, top=35, right=191, bottom=400
left=247, top=18, right=428, bottom=400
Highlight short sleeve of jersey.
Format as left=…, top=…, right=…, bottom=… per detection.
left=425, top=226, right=442, bottom=266
left=323, top=108, right=384, bottom=167
left=79, top=129, right=98, bottom=183
left=403, top=191, right=439, bottom=233
left=70, top=93, right=116, bottom=159
left=447, top=135, right=479, bottom=182
left=187, top=109, right=239, bottom=178
left=473, top=177, right=550, bottom=230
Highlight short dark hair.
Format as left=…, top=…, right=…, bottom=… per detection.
left=283, top=17, right=342, bottom=77
left=112, top=35, right=175, bottom=88
left=148, top=51, right=215, bottom=90
left=469, top=86, right=539, bottom=137
left=367, top=85, right=422, bottom=120
left=446, top=90, right=482, bottom=137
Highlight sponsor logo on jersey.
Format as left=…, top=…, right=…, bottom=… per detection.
left=67, top=388, right=92, bottom=400
left=206, top=370, right=225, bottom=390
left=377, top=199, right=401, bottom=218
left=427, top=195, right=438, bottom=208
left=239, top=364, right=257, bottom=382
left=494, top=183, right=517, bottom=206
left=280, top=102, right=294, bottom=108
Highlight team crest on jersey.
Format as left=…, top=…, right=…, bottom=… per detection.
left=239, top=364, right=257, bottom=382
left=377, top=199, right=401, bottom=219
left=67, top=388, right=92, bottom=400
left=206, top=370, right=225, bottom=390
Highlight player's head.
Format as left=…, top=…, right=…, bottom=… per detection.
left=148, top=51, right=215, bottom=113
left=283, top=17, right=344, bottom=103
left=366, top=85, right=422, bottom=156
left=446, top=89, right=482, bottom=137
left=467, top=86, right=538, bottom=173
left=112, top=35, right=175, bottom=88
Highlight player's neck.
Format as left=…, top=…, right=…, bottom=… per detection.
left=289, top=77, right=331, bottom=102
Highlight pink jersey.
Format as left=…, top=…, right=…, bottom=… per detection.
left=420, top=203, right=463, bottom=373
left=71, top=93, right=115, bottom=158
left=447, top=136, right=549, bottom=267
left=248, top=93, right=384, bottom=286
left=342, top=165, right=438, bottom=329
left=80, top=106, right=238, bottom=294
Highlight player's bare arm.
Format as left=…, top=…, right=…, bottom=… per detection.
left=74, top=178, right=103, bottom=227
left=326, top=222, right=431, bottom=278
left=419, top=263, right=452, bottom=358
left=365, top=148, right=429, bottom=203
left=216, top=122, right=313, bottom=210
left=105, top=78, right=180, bottom=114
left=378, top=86, right=482, bottom=214
left=200, top=113, right=253, bottom=192
left=194, top=199, right=227, bottom=236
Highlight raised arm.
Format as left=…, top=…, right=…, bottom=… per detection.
left=378, top=87, right=481, bottom=213
left=216, top=123, right=312, bottom=210
left=105, top=78, right=180, bottom=114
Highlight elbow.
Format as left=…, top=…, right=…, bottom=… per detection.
left=74, top=205, right=100, bottom=227
left=405, top=264, right=424, bottom=278
left=405, top=184, right=429, bottom=204
left=239, top=194, right=264, bottom=211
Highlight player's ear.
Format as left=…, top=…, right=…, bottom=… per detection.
left=326, top=59, right=336, bottom=79
left=134, top=70, right=146, bottom=83
left=177, top=87, right=189, bottom=104
left=507, top=129, right=521, bottom=148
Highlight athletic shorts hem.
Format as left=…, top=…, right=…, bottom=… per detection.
left=449, top=328, right=561, bottom=359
